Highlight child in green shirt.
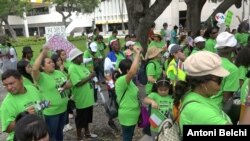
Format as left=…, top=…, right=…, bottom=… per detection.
left=144, top=78, right=173, bottom=140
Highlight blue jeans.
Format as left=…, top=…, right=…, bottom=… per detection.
left=45, top=111, right=67, bottom=141
left=121, top=125, right=136, bottom=141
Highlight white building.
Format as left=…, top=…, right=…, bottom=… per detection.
left=4, top=0, right=250, bottom=37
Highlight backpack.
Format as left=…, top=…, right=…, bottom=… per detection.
left=138, top=61, right=156, bottom=85
left=156, top=101, right=197, bottom=141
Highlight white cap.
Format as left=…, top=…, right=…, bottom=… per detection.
left=215, top=32, right=237, bottom=49
left=125, top=41, right=135, bottom=47
left=68, top=48, right=83, bottom=61
left=89, top=42, right=98, bottom=52
left=167, top=44, right=177, bottom=53
left=194, top=36, right=206, bottom=43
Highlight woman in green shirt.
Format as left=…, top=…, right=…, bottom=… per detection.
left=179, top=51, right=250, bottom=135
left=115, top=46, right=142, bottom=141
left=179, top=51, right=231, bottom=135
left=68, top=48, right=97, bottom=140
left=32, top=47, right=71, bottom=141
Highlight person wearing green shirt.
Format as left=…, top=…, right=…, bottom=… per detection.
left=32, top=46, right=71, bottom=141
left=95, top=35, right=106, bottom=57
left=170, top=25, right=178, bottom=44
left=180, top=51, right=232, bottom=135
left=84, top=42, right=104, bottom=105
left=143, top=78, right=173, bottom=140
left=17, top=60, right=34, bottom=86
left=148, top=34, right=166, bottom=49
left=68, top=48, right=97, bottom=140
left=21, top=46, right=35, bottom=65
left=235, top=47, right=250, bottom=86
left=115, top=45, right=142, bottom=141
left=211, top=32, right=240, bottom=109
left=204, top=27, right=219, bottom=53
left=191, top=36, right=206, bottom=55
left=56, top=49, right=72, bottom=73
left=145, top=47, right=163, bottom=95
left=108, top=30, right=118, bottom=51
left=1, top=70, right=43, bottom=141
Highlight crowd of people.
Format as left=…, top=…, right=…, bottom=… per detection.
left=0, top=21, right=250, bottom=141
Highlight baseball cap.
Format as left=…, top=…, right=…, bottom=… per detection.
left=194, top=36, right=206, bottom=43
left=215, top=32, right=237, bottom=49
left=89, top=42, right=98, bottom=52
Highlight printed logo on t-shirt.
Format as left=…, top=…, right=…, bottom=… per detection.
left=55, top=77, right=69, bottom=98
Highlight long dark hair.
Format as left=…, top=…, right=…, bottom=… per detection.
left=17, top=60, right=34, bottom=83
left=113, top=59, right=132, bottom=81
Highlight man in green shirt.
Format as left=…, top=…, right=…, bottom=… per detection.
left=204, top=27, right=219, bottom=53
left=191, top=36, right=206, bottom=54
left=1, top=70, right=43, bottom=141
left=211, top=32, right=240, bottom=122
left=108, top=30, right=118, bottom=51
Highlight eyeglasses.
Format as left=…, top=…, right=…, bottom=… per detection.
left=210, top=77, right=223, bottom=85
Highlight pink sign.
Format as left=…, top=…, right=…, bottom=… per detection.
left=47, top=35, right=75, bottom=57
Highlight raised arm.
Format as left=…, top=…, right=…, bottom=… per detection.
left=125, top=46, right=142, bottom=83
left=32, top=45, right=49, bottom=82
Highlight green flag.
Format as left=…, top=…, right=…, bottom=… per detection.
left=225, top=10, right=233, bottom=26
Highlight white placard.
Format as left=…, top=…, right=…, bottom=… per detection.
left=45, top=26, right=66, bottom=41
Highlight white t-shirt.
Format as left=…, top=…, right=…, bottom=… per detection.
left=9, top=47, right=17, bottom=62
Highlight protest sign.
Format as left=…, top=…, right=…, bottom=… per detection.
left=47, top=35, right=75, bottom=57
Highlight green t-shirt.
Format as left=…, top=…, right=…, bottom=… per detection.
left=148, top=93, right=173, bottom=132
left=1, top=85, right=42, bottom=141
left=37, top=70, right=68, bottom=115
left=240, top=79, right=249, bottom=104
left=204, top=38, right=216, bottom=53
left=190, top=47, right=200, bottom=55
left=145, top=60, right=162, bottom=95
left=148, top=41, right=165, bottom=49
left=238, top=66, right=249, bottom=81
left=96, top=41, right=106, bottom=56
left=68, top=63, right=94, bottom=109
left=210, top=58, right=240, bottom=108
left=235, top=32, right=249, bottom=47
left=115, top=52, right=125, bottom=69
left=84, top=49, right=102, bottom=72
left=108, top=35, right=117, bottom=45
left=64, top=60, right=72, bottom=71
left=180, top=92, right=231, bottom=134
left=23, top=76, right=33, bottom=86
left=115, top=75, right=140, bottom=126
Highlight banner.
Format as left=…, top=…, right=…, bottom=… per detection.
left=47, top=35, right=75, bottom=57
left=225, top=10, right=233, bottom=27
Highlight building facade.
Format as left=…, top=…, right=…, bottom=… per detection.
left=4, top=0, right=250, bottom=37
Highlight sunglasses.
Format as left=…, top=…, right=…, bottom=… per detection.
left=210, top=77, right=223, bottom=85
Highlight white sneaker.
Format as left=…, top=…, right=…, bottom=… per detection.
left=63, top=124, right=73, bottom=132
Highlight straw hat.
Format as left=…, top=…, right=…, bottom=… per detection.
left=145, top=47, right=163, bottom=60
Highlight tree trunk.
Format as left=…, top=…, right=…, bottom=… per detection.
left=3, top=18, right=16, bottom=39
left=205, top=0, right=243, bottom=27
left=0, top=20, right=4, bottom=35
left=125, top=0, right=172, bottom=54
left=185, top=0, right=206, bottom=34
